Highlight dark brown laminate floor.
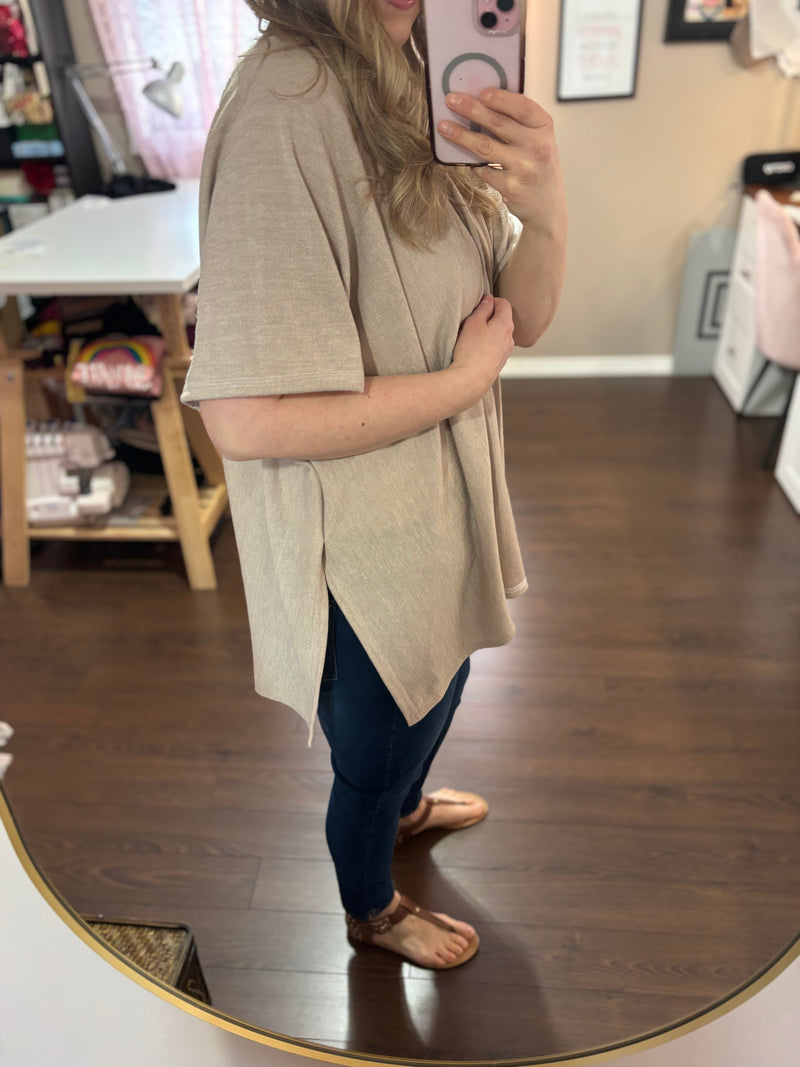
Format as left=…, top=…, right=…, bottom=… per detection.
left=2, top=377, right=799, bottom=1062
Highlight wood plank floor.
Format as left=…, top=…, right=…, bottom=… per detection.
left=2, top=378, right=799, bottom=1062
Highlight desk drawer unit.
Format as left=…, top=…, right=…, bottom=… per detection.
left=732, top=193, right=758, bottom=288
left=714, top=274, right=757, bottom=411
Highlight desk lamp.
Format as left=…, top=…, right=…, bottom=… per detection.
left=65, top=58, right=185, bottom=198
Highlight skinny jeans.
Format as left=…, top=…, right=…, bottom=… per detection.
left=317, top=595, right=470, bottom=921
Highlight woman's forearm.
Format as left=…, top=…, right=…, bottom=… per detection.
left=436, top=89, right=568, bottom=348
left=200, top=294, right=514, bottom=462
left=497, top=218, right=567, bottom=349
left=200, top=365, right=481, bottom=462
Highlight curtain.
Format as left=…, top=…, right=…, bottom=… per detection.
left=87, top=0, right=259, bottom=179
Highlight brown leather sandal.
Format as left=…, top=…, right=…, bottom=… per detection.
left=395, top=789, right=489, bottom=845
left=346, top=894, right=480, bottom=969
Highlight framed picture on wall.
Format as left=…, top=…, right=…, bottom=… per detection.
left=664, top=0, right=749, bottom=42
left=557, top=0, right=644, bottom=102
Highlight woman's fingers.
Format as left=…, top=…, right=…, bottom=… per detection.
left=443, top=89, right=551, bottom=142
left=438, top=90, right=563, bottom=227
left=443, top=92, right=515, bottom=145
left=438, top=118, right=510, bottom=167
left=438, top=90, right=555, bottom=170
left=478, top=88, right=552, bottom=129
left=438, top=91, right=515, bottom=165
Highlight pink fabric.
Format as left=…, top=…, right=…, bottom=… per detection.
left=87, top=1, right=258, bottom=179
left=755, top=190, right=800, bottom=370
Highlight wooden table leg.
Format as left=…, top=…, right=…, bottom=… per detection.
left=158, top=293, right=226, bottom=486
left=151, top=369, right=217, bottom=591
left=151, top=294, right=217, bottom=591
left=0, top=353, right=30, bottom=587
left=179, top=397, right=225, bottom=487
left=153, top=293, right=192, bottom=363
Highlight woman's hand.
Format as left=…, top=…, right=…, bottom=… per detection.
left=438, top=89, right=566, bottom=239
left=448, top=293, right=515, bottom=403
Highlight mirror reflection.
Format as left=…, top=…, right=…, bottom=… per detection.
left=6, top=376, right=800, bottom=1059
left=2, top=0, right=800, bottom=1062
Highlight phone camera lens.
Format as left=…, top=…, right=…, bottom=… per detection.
left=480, top=11, right=498, bottom=27
left=497, top=0, right=515, bottom=9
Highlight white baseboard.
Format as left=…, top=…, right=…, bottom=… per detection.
left=500, top=354, right=674, bottom=378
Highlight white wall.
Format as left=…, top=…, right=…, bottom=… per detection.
left=526, top=0, right=799, bottom=356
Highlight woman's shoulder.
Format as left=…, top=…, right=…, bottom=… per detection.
left=201, top=37, right=360, bottom=205
left=226, top=37, right=345, bottom=124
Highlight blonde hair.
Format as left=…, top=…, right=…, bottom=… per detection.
left=242, top=0, right=498, bottom=248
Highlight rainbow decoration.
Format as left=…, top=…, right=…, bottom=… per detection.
left=70, top=335, right=166, bottom=397
left=75, top=338, right=160, bottom=367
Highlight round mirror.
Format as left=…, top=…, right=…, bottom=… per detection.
left=4, top=376, right=799, bottom=1062
left=3, top=786, right=798, bottom=1065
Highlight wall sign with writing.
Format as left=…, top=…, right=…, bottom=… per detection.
left=557, top=0, right=644, bottom=101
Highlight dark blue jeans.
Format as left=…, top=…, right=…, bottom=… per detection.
left=317, top=595, right=470, bottom=921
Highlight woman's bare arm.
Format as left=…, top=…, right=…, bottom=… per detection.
left=200, top=294, right=514, bottom=462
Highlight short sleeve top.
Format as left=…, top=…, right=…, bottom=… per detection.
left=181, top=40, right=527, bottom=738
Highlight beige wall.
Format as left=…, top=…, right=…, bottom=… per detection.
left=527, top=0, right=799, bottom=356
left=63, top=0, right=799, bottom=358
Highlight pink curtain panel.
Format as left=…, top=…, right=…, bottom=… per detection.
left=87, top=0, right=258, bottom=179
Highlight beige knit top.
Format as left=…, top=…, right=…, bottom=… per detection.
left=181, top=40, right=527, bottom=737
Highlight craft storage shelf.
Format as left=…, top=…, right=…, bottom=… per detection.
left=0, top=0, right=103, bottom=213
left=17, top=368, right=227, bottom=550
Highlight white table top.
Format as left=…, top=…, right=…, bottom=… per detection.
left=0, top=179, right=200, bottom=296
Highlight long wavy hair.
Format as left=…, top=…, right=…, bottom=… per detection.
left=242, top=0, right=498, bottom=248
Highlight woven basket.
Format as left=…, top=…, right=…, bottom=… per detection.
left=84, top=918, right=211, bottom=1004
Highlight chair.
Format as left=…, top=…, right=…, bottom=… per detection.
left=739, top=190, right=800, bottom=469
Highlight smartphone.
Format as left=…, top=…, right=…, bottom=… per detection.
left=422, top=0, right=526, bottom=167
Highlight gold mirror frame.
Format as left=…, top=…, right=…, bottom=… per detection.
left=3, top=783, right=799, bottom=1066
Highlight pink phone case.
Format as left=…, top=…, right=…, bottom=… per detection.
left=423, top=0, right=526, bottom=166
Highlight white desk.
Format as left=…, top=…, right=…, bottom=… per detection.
left=0, top=181, right=201, bottom=296
left=0, top=181, right=227, bottom=590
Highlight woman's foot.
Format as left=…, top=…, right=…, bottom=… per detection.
left=347, top=891, right=479, bottom=969
left=396, top=788, right=489, bottom=843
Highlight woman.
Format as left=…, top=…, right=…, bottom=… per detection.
left=182, top=0, right=567, bottom=970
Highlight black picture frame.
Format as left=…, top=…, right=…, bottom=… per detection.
left=664, top=0, right=747, bottom=42
left=557, top=0, right=644, bottom=103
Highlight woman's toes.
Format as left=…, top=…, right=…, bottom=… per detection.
left=432, top=911, right=475, bottom=940
left=437, top=938, right=462, bottom=962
